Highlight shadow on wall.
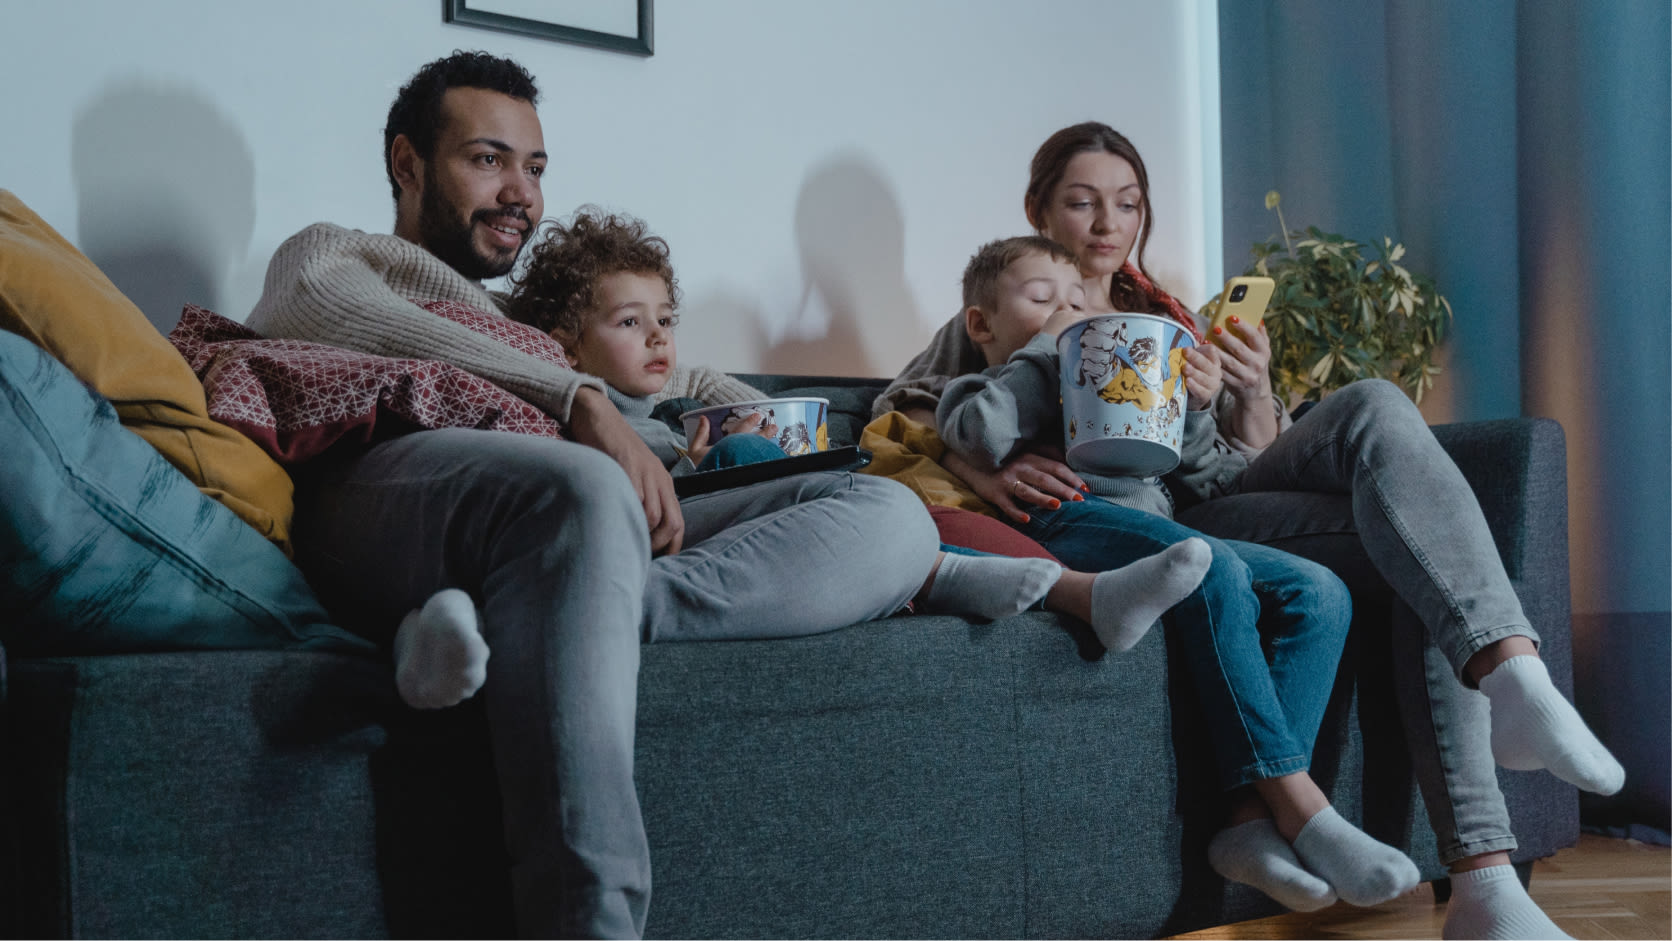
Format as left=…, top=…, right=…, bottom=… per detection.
left=72, top=81, right=256, bottom=335
left=754, top=153, right=925, bottom=379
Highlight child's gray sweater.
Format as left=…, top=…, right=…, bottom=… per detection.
left=935, top=333, right=1247, bottom=519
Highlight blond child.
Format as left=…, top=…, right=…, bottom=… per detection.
left=931, top=235, right=1425, bottom=911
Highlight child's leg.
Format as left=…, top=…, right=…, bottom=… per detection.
left=393, top=588, right=488, bottom=709
left=917, top=546, right=1063, bottom=618
left=1045, top=539, right=1212, bottom=651
left=923, top=506, right=1208, bottom=648
left=694, top=434, right=786, bottom=472
left=1211, top=773, right=1421, bottom=909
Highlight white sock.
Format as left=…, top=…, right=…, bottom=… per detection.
left=1479, top=655, right=1624, bottom=794
left=1290, top=806, right=1420, bottom=907
left=1443, top=864, right=1572, bottom=940
left=922, top=552, right=1063, bottom=619
left=1089, top=537, right=1212, bottom=652
left=1208, top=818, right=1338, bottom=912
left=393, top=589, right=489, bottom=710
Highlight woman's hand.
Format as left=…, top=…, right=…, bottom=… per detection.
left=941, top=447, right=1086, bottom=525
left=1212, top=317, right=1280, bottom=447
left=1183, top=342, right=1225, bottom=411
left=568, top=387, right=685, bottom=555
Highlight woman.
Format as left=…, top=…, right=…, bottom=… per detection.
left=879, top=121, right=1620, bottom=939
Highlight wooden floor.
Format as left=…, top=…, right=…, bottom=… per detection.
left=1171, top=834, right=1670, bottom=940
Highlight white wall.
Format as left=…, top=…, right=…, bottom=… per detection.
left=3, top=0, right=1220, bottom=378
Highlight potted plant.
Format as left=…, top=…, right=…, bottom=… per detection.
left=1205, top=191, right=1453, bottom=406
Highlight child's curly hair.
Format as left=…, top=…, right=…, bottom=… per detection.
left=506, top=207, right=681, bottom=341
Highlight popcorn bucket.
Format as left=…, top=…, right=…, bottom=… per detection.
left=1056, top=313, right=1195, bottom=477
left=679, top=397, right=830, bottom=457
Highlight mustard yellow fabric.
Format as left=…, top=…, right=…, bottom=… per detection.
left=0, top=189, right=296, bottom=552
left=857, top=411, right=999, bottom=519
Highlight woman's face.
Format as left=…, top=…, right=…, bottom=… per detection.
left=1034, top=151, right=1144, bottom=284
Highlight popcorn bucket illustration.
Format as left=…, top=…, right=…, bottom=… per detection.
left=1056, top=313, right=1195, bottom=477
left=679, top=397, right=830, bottom=457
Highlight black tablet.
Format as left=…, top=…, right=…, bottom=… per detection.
left=673, top=446, right=873, bottom=498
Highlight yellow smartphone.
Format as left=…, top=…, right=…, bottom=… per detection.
left=1209, top=275, right=1275, bottom=343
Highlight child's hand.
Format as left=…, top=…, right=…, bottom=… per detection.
left=685, top=416, right=716, bottom=467
left=1041, top=308, right=1091, bottom=339
left=1183, top=343, right=1225, bottom=411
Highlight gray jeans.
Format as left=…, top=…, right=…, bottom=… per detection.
left=1177, top=378, right=1530, bottom=864
left=291, top=428, right=937, bottom=938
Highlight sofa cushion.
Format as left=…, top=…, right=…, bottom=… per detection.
left=169, top=303, right=564, bottom=466
left=0, top=190, right=299, bottom=551
left=0, top=329, right=366, bottom=655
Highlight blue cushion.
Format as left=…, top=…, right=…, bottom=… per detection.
left=0, top=329, right=368, bottom=655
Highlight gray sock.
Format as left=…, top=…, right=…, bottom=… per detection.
left=1208, top=818, right=1338, bottom=912
left=1089, top=537, right=1212, bottom=652
left=923, top=552, right=1062, bottom=619
left=1480, top=655, right=1624, bottom=794
left=1442, top=864, right=1572, bottom=940
left=1291, top=806, right=1420, bottom=907
left=393, top=589, right=489, bottom=710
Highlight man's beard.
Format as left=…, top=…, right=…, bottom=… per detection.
left=416, top=168, right=529, bottom=280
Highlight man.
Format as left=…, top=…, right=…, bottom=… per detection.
left=246, top=52, right=936, bottom=938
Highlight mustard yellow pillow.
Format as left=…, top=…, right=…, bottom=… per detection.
left=858, top=410, right=1000, bottom=518
left=0, top=189, right=295, bottom=552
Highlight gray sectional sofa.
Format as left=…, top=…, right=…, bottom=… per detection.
left=1, top=374, right=1579, bottom=939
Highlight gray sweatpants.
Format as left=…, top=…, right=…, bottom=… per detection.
left=291, top=428, right=938, bottom=938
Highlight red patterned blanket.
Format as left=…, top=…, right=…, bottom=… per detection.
left=168, top=301, right=568, bottom=465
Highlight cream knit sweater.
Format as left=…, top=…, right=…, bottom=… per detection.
left=248, top=223, right=764, bottom=424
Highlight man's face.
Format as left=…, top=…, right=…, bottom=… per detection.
left=410, top=87, right=547, bottom=280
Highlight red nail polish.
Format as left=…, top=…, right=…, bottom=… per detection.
left=1018, top=514, right=1031, bottom=524
left=1229, top=315, right=1240, bottom=324
left=1213, top=326, right=1224, bottom=335
left=1048, top=499, right=1061, bottom=509
left=1072, top=494, right=1085, bottom=502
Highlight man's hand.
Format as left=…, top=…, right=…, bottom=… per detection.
left=567, top=387, right=685, bottom=554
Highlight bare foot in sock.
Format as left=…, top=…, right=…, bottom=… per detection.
left=1443, top=864, right=1573, bottom=940
left=1208, top=818, right=1338, bottom=911
left=1290, top=806, right=1420, bottom=906
left=1479, top=655, right=1624, bottom=794
left=394, top=589, right=488, bottom=709
left=920, top=551, right=1063, bottom=619
left=1087, top=537, right=1212, bottom=652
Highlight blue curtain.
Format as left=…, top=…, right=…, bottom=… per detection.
left=1218, top=0, right=1670, bottom=832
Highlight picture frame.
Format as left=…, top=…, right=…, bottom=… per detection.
left=444, top=0, right=653, bottom=57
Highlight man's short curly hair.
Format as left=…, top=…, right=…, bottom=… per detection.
left=506, top=207, right=681, bottom=341
left=961, top=235, right=1077, bottom=313
left=384, top=50, right=539, bottom=202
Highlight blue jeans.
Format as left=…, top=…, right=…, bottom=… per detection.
left=1015, top=496, right=1352, bottom=790
left=1178, top=378, right=1529, bottom=862
left=0, top=328, right=363, bottom=656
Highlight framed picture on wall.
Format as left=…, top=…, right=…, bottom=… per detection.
left=444, top=0, right=653, bottom=57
